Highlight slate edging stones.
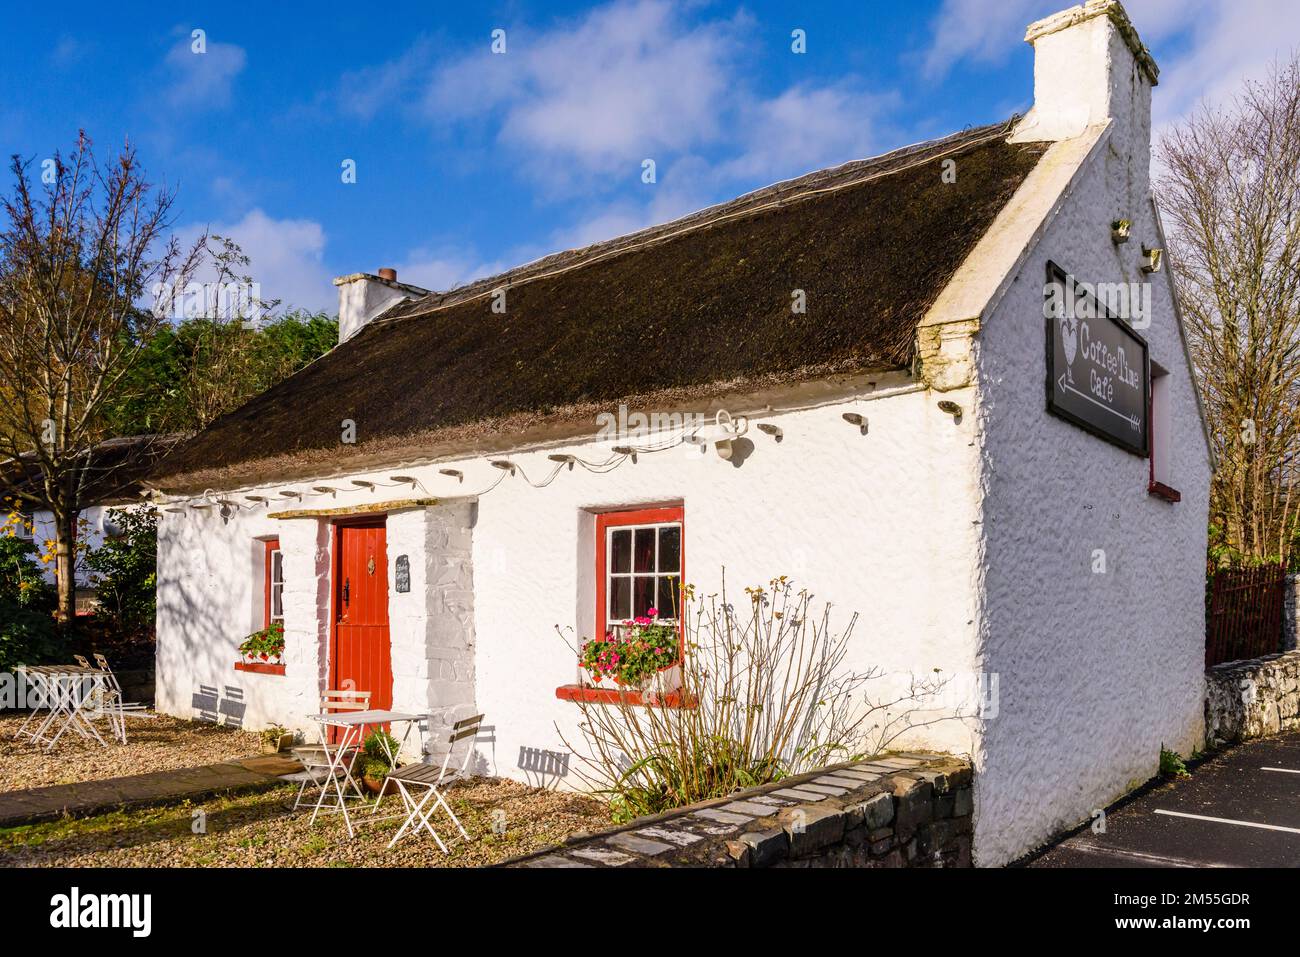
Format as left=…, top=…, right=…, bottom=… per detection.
left=506, top=752, right=974, bottom=869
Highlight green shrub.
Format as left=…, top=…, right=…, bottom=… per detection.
left=0, top=534, right=56, bottom=613
left=561, top=575, right=936, bottom=822
left=362, top=730, right=401, bottom=769
left=0, top=598, right=61, bottom=671
left=0, top=534, right=62, bottom=670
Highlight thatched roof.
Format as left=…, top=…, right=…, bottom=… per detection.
left=153, top=120, right=1049, bottom=493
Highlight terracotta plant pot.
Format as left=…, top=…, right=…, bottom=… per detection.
left=363, top=774, right=398, bottom=797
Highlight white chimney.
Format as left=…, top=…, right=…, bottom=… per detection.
left=333, top=268, right=431, bottom=344
left=1011, top=0, right=1159, bottom=193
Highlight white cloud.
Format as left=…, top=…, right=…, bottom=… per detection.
left=922, top=0, right=1300, bottom=129
left=339, top=39, right=433, bottom=121
left=175, top=209, right=332, bottom=314
left=922, top=0, right=1047, bottom=78
left=164, top=37, right=246, bottom=108
left=426, top=0, right=743, bottom=175
left=719, top=82, right=898, bottom=183
left=1144, top=0, right=1300, bottom=127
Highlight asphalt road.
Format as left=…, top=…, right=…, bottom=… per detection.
left=1027, top=731, right=1300, bottom=868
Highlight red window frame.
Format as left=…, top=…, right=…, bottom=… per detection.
left=264, top=538, right=284, bottom=628
left=595, top=506, right=684, bottom=641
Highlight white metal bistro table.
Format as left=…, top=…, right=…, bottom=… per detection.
left=305, top=709, right=423, bottom=838
left=13, top=665, right=112, bottom=750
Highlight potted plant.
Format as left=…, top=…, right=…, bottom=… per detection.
left=260, top=726, right=294, bottom=754
left=359, top=729, right=402, bottom=796
left=578, top=608, right=681, bottom=693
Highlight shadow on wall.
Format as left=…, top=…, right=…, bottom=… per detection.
left=157, top=530, right=253, bottom=718
left=191, top=684, right=246, bottom=728
left=518, top=745, right=570, bottom=790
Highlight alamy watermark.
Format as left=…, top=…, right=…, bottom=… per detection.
left=150, top=278, right=265, bottom=326
left=595, top=403, right=708, bottom=446
left=1044, top=273, right=1153, bottom=330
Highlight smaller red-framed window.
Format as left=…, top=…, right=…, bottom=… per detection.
left=264, top=539, right=284, bottom=628
left=595, top=506, right=684, bottom=640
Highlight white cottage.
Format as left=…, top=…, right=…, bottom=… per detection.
left=150, top=1, right=1212, bottom=866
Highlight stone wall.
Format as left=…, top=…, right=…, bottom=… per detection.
left=507, top=753, right=972, bottom=868
left=386, top=502, right=478, bottom=760
left=1205, top=650, right=1300, bottom=747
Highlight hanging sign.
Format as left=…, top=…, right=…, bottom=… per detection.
left=395, top=555, right=410, bottom=593
left=1044, top=261, right=1149, bottom=456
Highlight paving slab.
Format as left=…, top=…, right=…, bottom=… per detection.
left=0, top=755, right=301, bottom=828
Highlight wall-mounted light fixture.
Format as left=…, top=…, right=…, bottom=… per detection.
left=1142, top=246, right=1163, bottom=274
left=1111, top=219, right=1131, bottom=245
left=278, top=490, right=301, bottom=499
left=245, top=495, right=267, bottom=503
left=611, top=446, right=635, bottom=456
left=757, top=423, right=783, bottom=442
left=311, top=486, right=337, bottom=496
left=490, top=460, right=516, bottom=475
left=438, top=469, right=463, bottom=482
left=350, top=480, right=375, bottom=490
left=547, top=454, right=577, bottom=466
left=390, top=475, right=418, bottom=487
left=937, top=400, right=963, bottom=422
left=842, top=412, right=868, bottom=435
left=713, top=410, right=750, bottom=460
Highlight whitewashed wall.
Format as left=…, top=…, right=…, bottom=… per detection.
left=154, top=387, right=989, bottom=778
left=969, top=144, right=1212, bottom=864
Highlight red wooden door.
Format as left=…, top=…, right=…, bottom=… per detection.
left=332, top=521, right=392, bottom=712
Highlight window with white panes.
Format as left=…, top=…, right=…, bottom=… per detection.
left=596, top=506, right=684, bottom=638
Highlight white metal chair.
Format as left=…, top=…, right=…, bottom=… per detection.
left=10, top=665, right=49, bottom=741
left=91, top=654, right=155, bottom=744
left=290, top=690, right=372, bottom=813
left=385, top=713, right=484, bottom=852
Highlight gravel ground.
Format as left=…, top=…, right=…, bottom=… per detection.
left=0, top=713, right=262, bottom=792
left=0, top=776, right=609, bottom=867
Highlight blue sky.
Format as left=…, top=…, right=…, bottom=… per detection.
left=2, top=1, right=1294, bottom=313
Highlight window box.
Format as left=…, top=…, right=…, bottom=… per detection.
left=234, top=661, right=286, bottom=676
left=555, top=683, right=695, bottom=709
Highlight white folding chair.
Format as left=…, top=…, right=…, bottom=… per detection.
left=291, top=690, right=372, bottom=815
left=91, top=654, right=155, bottom=744
left=10, top=665, right=50, bottom=742
left=385, top=713, right=484, bottom=852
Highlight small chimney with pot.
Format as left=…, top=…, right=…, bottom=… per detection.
left=333, top=268, right=431, bottom=344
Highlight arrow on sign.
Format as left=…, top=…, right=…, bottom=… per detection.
left=1058, top=374, right=1140, bottom=431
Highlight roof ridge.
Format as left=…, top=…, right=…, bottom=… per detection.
left=374, top=118, right=1019, bottom=330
